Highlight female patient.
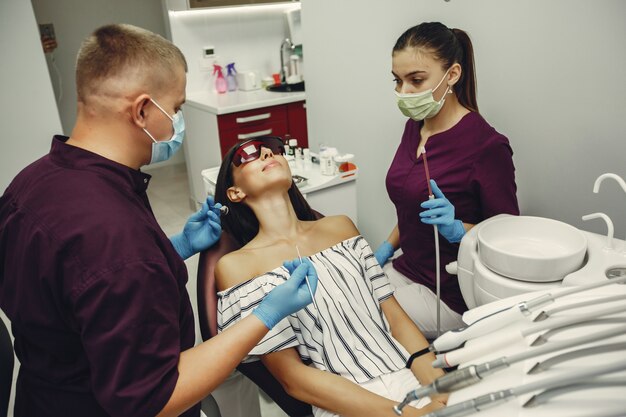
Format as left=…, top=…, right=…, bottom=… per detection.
left=214, top=136, right=446, bottom=417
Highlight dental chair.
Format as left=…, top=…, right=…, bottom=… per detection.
left=197, top=230, right=314, bottom=417
left=0, top=314, right=13, bottom=417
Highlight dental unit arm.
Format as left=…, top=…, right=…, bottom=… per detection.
left=593, top=172, right=626, bottom=243
left=392, top=323, right=626, bottom=415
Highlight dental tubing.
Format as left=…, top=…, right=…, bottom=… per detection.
left=392, top=323, right=626, bottom=415
left=421, top=359, right=626, bottom=417
left=433, top=301, right=626, bottom=368
left=431, top=273, right=626, bottom=353
left=420, top=146, right=441, bottom=337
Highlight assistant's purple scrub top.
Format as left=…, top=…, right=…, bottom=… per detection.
left=0, top=137, right=199, bottom=417
left=386, top=112, right=520, bottom=314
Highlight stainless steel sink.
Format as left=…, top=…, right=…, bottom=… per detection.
left=266, top=81, right=305, bottom=92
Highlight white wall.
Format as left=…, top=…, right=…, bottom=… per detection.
left=30, top=0, right=185, bottom=169
left=302, top=0, right=626, bottom=245
left=1, top=1, right=62, bottom=194
left=165, top=3, right=299, bottom=94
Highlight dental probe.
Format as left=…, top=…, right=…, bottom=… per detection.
left=433, top=301, right=626, bottom=368
left=419, top=146, right=441, bottom=337
left=392, top=323, right=626, bottom=415
left=420, top=359, right=626, bottom=417
left=296, top=246, right=319, bottom=311
left=430, top=273, right=626, bottom=353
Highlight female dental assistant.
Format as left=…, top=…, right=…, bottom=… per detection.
left=374, top=22, right=519, bottom=338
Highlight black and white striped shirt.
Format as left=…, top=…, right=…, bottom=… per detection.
left=217, top=235, right=409, bottom=384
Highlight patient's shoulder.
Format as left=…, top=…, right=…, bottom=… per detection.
left=215, top=249, right=259, bottom=291
left=313, top=215, right=359, bottom=241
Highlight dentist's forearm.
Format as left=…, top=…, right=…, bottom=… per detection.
left=156, top=315, right=268, bottom=417
left=386, top=224, right=400, bottom=249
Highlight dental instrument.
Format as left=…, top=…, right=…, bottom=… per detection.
left=533, top=293, right=626, bottom=322
left=296, top=245, right=319, bottom=311
left=526, top=341, right=626, bottom=374
left=522, top=377, right=626, bottom=408
left=219, top=205, right=229, bottom=215
left=530, top=317, right=626, bottom=346
left=392, top=323, right=626, bottom=415
left=420, top=359, right=626, bottom=417
left=419, top=146, right=441, bottom=337
left=430, top=273, right=626, bottom=353
left=433, top=301, right=626, bottom=368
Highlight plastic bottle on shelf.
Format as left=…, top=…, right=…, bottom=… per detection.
left=284, top=134, right=294, bottom=157
left=295, top=147, right=303, bottom=170
left=213, top=64, right=227, bottom=94
left=226, top=63, right=237, bottom=92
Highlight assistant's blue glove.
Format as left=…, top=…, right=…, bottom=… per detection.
left=253, top=258, right=319, bottom=329
left=170, top=196, right=222, bottom=260
left=419, top=179, right=466, bottom=243
left=374, top=241, right=395, bottom=266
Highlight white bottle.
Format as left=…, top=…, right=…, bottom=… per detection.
left=320, top=149, right=336, bottom=176
left=303, top=148, right=312, bottom=170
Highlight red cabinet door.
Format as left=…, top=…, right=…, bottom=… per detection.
left=286, top=101, right=308, bottom=149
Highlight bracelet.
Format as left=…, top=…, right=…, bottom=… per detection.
left=405, top=347, right=431, bottom=369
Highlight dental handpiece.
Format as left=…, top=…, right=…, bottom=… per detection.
left=430, top=273, right=626, bottom=353
left=421, top=358, right=626, bottom=417
left=393, top=323, right=626, bottom=415
left=218, top=205, right=229, bottom=215
left=433, top=301, right=626, bottom=368
left=296, top=246, right=319, bottom=311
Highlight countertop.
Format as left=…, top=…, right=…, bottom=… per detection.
left=186, top=89, right=306, bottom=115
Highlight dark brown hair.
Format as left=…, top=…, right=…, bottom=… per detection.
left=393, top=22, right=478, bottom=113
left=214, top=137, right=317, bottom=247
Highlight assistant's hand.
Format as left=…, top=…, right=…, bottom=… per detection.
left=253, top=258, right=319, bottom=329
left=374, top=241, right=395, bottom=266
left=170, top=196, right=222, bottom=260
left=419, top=180, right=466, bottom=243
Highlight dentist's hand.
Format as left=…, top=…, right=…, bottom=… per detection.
left=170, top=196, right=222, bottom=260
left=420, top=180, right=466, bottom=243
left=374, top=241, right=395, bottom=266
left=253, top=258, right=319, bottom=330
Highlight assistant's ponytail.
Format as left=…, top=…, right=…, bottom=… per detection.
left=450, top=28, right=478, bottom=113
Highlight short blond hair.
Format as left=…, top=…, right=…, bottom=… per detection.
left=76, top=24, right=187, bottom=103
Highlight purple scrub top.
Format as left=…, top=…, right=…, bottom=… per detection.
left=0, top=136, right=199, bottom=417
left=386, top=113, right=519, bottom=314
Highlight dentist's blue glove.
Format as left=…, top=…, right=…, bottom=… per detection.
left=253, top=258, right=318, bottom=330
left=170, top=196, right=222, bottom=260
left=374, top=241, right=395, bottom=266
left=419, top=180, right=466, bottom=243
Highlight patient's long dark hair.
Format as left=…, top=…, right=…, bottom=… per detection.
left=214, top=137, right=317, bottom=247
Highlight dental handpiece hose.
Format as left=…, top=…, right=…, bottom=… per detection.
left=392, top=323, right=626, bottom=415
left=421, top=358, right=626, bottom=417
left=431, top=273, right=626, bottom=353
left=421, top=148, right=441, bottom=338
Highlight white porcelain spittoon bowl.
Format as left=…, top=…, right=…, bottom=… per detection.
left=477, top=216, right=587, bottom=282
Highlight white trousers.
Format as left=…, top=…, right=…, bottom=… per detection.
left=313, top=368, right=431, bottom=417
left=384, top=262, right=465, bottom=340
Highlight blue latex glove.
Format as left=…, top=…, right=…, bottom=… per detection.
left=170, top=196, right=222, bottom=260
left=253, top=258, right=319, bottom=330
left=419, top=179, right=466, bottom=243
left=374, top=241, right=395, bottom=266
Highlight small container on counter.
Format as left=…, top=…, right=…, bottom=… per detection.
left=319, top=147, right=338, bottom=176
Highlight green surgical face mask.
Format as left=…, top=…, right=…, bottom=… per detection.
left=395, top=68, right=452, bottom=121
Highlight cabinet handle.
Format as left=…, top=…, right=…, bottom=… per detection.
left=236, top=113, right=271, bottom=124
left=237, top=129, right=272, bottom=140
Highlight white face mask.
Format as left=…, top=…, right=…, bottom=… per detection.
left=142, top=98, right=185, bottom=165
left=395, top=69, right=452, bottom=121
